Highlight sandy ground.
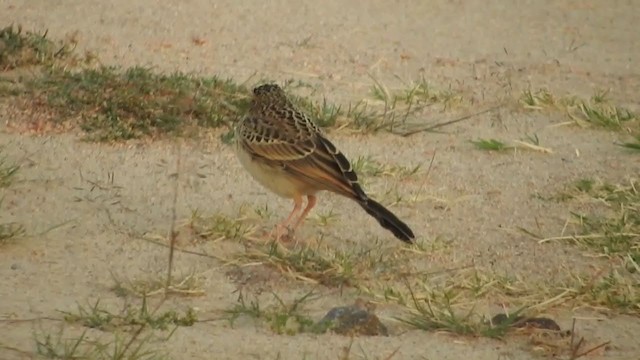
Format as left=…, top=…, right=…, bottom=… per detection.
left=1, top=0, right=639, bottom=359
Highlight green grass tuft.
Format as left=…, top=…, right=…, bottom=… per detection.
left=62, top=299, right=197, bottom=331
left=0, top=25, right=75, bottom=70
left=572, top=101, right=636, bottom=130
left=0, top=152, right=23, bottom=245
left=534, top=178, right=640, bottom=279
left=224, top=291, right=317, bottom=335
left=34, top=327, right=167, bottom=360
left=0, top=153, right=19, bottom=188
left=0, top=222, right=25, bottom=245
left=239, top=242, right=357, bottom=287
left=470, top=138, right=510, bottom=151
left=620, top=135, right=640, bottom=151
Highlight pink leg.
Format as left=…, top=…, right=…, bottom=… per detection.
left=271, top=195, right=303, bottom=241
left=292, top=195, right=317, bottom=231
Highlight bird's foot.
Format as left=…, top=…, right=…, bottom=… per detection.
left=267, top=223, right=295, bottom=243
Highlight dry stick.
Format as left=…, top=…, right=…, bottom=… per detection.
left=165, top=141, right=182, bottom=293
left=138, top=235, right=229, bottom=262
left=573, top=340, right=611, bottom=358
left=383, top=347, right=401, bottom=360
left=397, top=104, right=504, bottom=137
left=568, top=315, right=612, bottom=359
left=119, top=142, right=183, bottom=358
left=569, top=318, right=577, bottom=358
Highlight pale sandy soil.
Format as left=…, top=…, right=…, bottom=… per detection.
left=1, top=1, right=639, bottom=359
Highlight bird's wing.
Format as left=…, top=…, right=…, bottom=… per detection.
left=237, top=108, right=317, bottom=161
left=238, top=110, right=365, bottom=199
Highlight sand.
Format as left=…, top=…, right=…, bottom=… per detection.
left=1, top=0, right=639, bottom=359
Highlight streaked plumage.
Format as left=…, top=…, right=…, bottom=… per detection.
left=235, top=83, right=415, bottom=243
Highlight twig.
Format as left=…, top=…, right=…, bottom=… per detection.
left=166, top=142, right=182, bottom=293
left=119, top=141, right=182, bottom=358
left=396, top=104, right=503, bottom=137
left=573, top=340, right=611, bottom=358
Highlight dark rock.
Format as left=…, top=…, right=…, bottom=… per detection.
left=315, top=299, right=388, bottom=336
left=491, top=313, right=561, bottom=331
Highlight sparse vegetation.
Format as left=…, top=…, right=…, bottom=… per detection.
left=188, top=208, right=258, bottom=242
left=369, top=76, right=463, bottom=111
left=538, top=178, right=639, bottom=267
left=570, top=101, right=636, bottom=130
left=111, top=270, right=205, bottom=298
left=238, top=241, right=358, bottom=287
left=470, top=138, right=510, bottom=151
left=0, top=152, right=19, bottom=188
left=520, top=87, right=638, bottom=132
left=29, top=297, right=196, bottom=360
left=351, top=155, right=421, bottom=179
left=0, top=29, right=470, bottom=142
left=0, top=221, right=25, bottom=245
left=470, top=136, right=553, bottom=154
left=62, top=299, right=197, bottom=331
left=1, top=65, right=462, bottom=141
left=224, top=291, right=318, bottom=335
left=34, top=326, right=167, bottom=360
left=520, top=88, right=557, bottom=109
left=18, top=66, right=250, bottom=141
left=524, top=178, right=640, bottom=315
left=620, top=135, right=640, bottom=151
left=0, top=152, right=23, bottom=245
left=0, top=25, right=76, bottom=70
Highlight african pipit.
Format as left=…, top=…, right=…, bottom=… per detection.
left=235, top=84, right=415, bottom=243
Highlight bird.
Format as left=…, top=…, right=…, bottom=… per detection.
left=234, top=83, right=415, bottom=243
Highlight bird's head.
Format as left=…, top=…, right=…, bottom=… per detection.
left=253, top=83, right=286, bottom=98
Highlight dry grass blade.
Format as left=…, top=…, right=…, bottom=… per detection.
left=511, top=140, right=554, bottom=154
left=396, top=105, right=502, bottom=137
left=238, top=241, right=356, bottom=287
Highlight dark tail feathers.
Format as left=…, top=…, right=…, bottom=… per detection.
left=359, top=198, right=415, bottom=243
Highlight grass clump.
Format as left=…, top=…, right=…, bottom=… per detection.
left=571, top=101, right=636, bottom=130
left=0, top=25, right=75, bottom=70
left=224, top=291, right=317, bottom=335
left=386, top=271, right=537, bottom=338
left=568, top=270, right=639, bottom=314
left=520, top=88, right=557, bottom=109
left=520, top=87, right=637, bottom=132
left=21, top=66, right=250, bottom=141
left=551, top=178, right=640, bottom=265
left=470, top=138, right=510, bottom=151
left=34, top=327, right=167, bottom=360
left=0, top=153, right=19, bottom=188
left=619, top=135, right=640, bottom=152
left=112, top=271, right=205, bottom=298
left=239, top=242, right=357, bottom=287
left=2, top=26, right=473, bottom=141
left=187, top=208, right=258, bottom=242
left=62, top=299, right=197, bottom=331
left=470, top=136, right=553, bottom=154
left=32, top=298, right=195, bottom=359
left=0, top=152, right=23, bottom=245
left=0, top=222, right=25, bottom=245
left=370, top=76, right=462, bottom=111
